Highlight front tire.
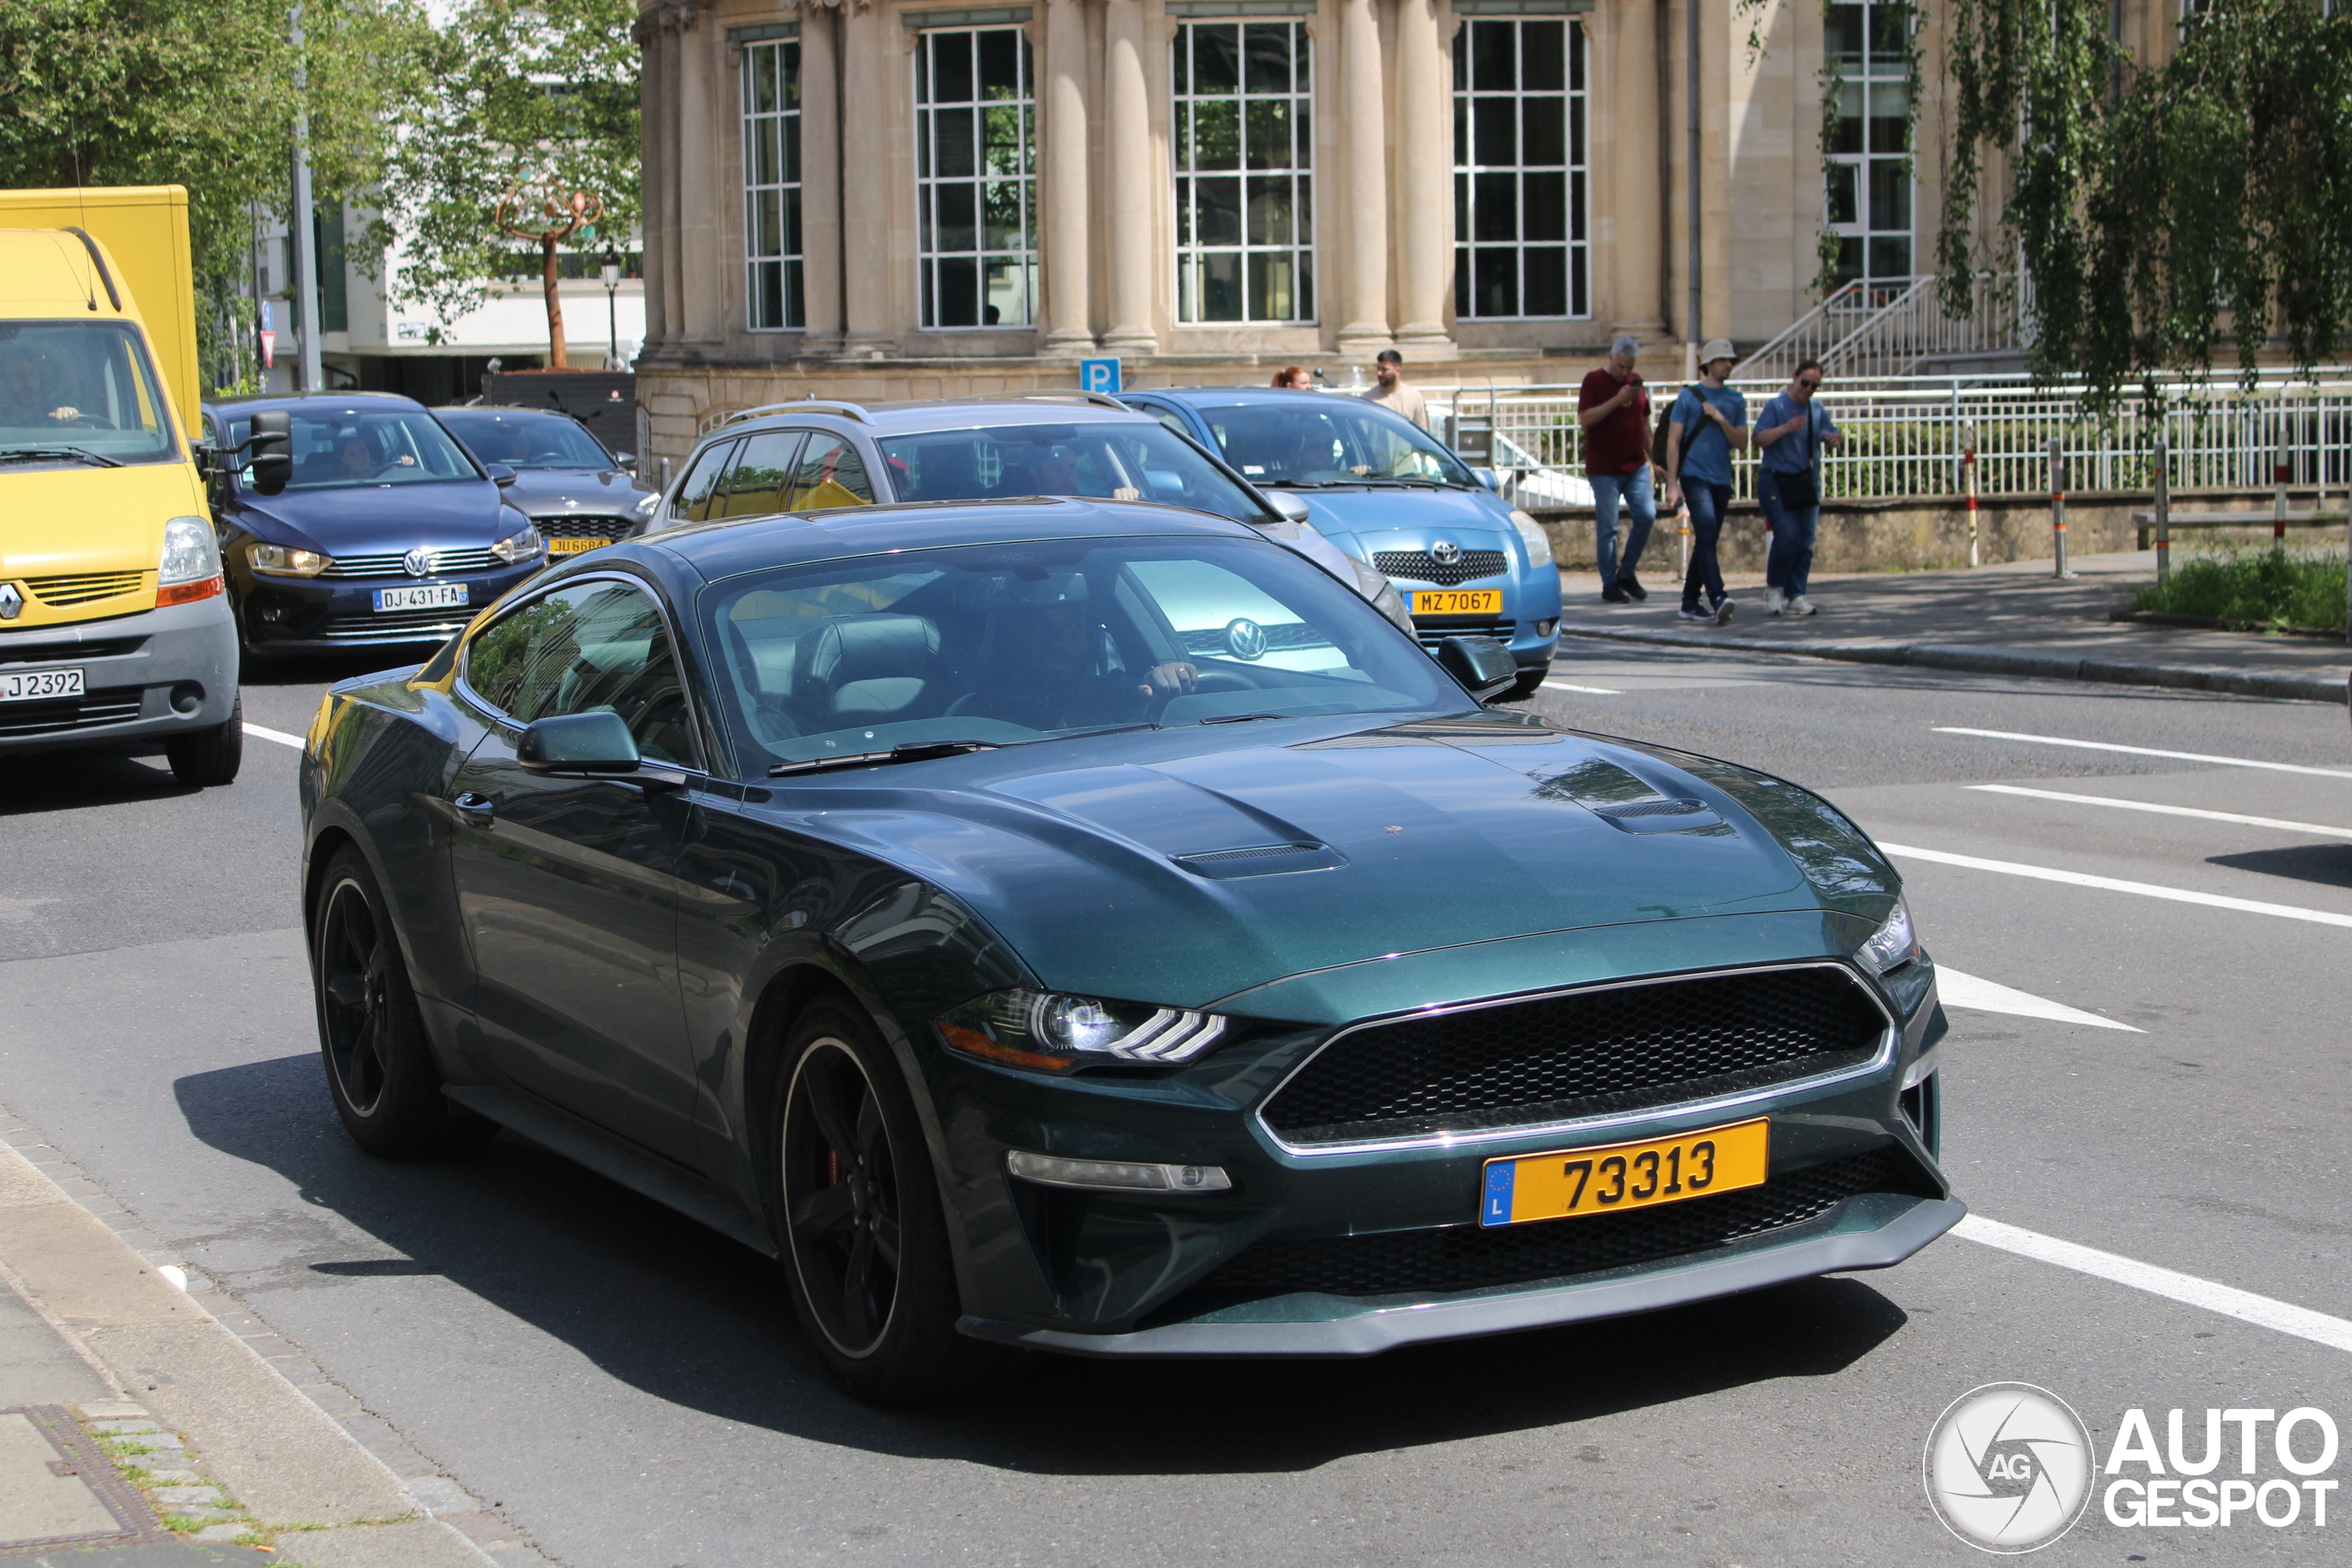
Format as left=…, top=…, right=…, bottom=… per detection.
left=165, top=694, right=243, bottom=786
left=775, top=1002, right=1021, bottom=1403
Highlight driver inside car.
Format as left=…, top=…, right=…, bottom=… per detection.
left=0, top=346, right=79, bottom=424
left=951, top=581, right=1195, bottom=730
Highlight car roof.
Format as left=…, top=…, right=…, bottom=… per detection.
left=1136, top=387, right=1374, bottom=407
left=715, top=394, right=1161, bottom=442
left=431, top=404, right=582, bottom=419
left=642, top=494, right=1264, bottom=582
left=206, top=390, right=427, bottom=415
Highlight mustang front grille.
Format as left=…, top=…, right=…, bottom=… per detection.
left=1186, top=1146, right=1928, bottom=1300
left=1261, top=964, right=1891, bottom=1148
left=1374, top=549, right=1508, bottom=587
left=322, top=547, right=501, bottom=579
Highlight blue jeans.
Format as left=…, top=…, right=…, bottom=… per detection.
left=1679, top=479, right=1731, bottom=609
left=1758, top=468, right=1820, bottom=597
left=1590, top=468, right=1655, bottom=585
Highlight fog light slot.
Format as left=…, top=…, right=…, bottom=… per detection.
left=169, top=682, right=204, bottom=714
left=1006, top=1150, right=1231, bottom=1193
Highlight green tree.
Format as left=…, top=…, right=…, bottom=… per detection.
left=374, top=0, right=639, bottom=361
left=1940, top=0, right=2352, bottom=399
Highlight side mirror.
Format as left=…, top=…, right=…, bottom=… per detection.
left=1436, top=636, right=1519, bottom=702
left=483, top=462, right=519, bottom=488
left=246, top=410, right=292, bottom=495
left=1262, top=490, right=1311, bottom=523
left=613, top=451, right=637, bottom=474
left=1470, top=467, right=1501, bottom=492
left=517, top=711, right=640, bottom=774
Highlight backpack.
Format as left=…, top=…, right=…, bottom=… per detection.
left=1648, top=402, right=1677, bottom=469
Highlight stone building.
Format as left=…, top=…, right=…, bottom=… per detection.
left=629, top=0, right=2174, bottom=463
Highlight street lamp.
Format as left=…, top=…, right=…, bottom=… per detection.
left=600, top=242, right=621, bottom=369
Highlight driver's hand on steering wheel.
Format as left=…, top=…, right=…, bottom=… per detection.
left=1136, top=661, right=1198, bottom=699
left=46, top=406, right=79, bottom=422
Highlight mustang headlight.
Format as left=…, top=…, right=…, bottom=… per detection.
left=490, top=523, right=544, bottom=564
left=1857, top=898, right=1917, bottom=975
left=247, top=541, right=328, bottom=577
left=938, top=989, right=1228, bottom=1073
left=1510, top=508, right=1555, bottom=570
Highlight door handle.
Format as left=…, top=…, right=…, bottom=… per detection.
left=453, top=792, right=496, bottom=824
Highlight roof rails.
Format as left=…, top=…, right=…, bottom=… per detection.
left=925, top=390, right=1131, bottom=412
left=722, top=397, right=872, bottom=427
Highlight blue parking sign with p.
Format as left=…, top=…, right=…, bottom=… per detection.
left=1079, top=357, right=1122, bottom=395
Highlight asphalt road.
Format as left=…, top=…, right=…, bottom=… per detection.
left=4, top=643, right=2349, bottom=1566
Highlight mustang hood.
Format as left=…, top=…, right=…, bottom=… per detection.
left=232, top=479, right=523, bottom=555
left=775, top=715, right=1897, bottom=1011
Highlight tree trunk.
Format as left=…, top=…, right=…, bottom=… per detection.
left=542, top=235, right=569, bottom=369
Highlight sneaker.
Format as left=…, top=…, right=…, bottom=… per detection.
left=1677, top=604, right=1712, bottom=622
left=1601, top=584, right=1630, bottom=604
left=1616, top=572, right=1649, bottom=602
left=1790, top=594, right=1817, bottom=616
left=1766, top=589, right=1786, bottom=615
left=1713, top=597, right=1736, bottom=626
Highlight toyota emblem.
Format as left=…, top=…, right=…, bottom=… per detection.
left=1431, top=539, right=1462, bottom=566
left=402, top=547, right=439, bottom=579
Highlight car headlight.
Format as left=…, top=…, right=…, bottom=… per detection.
left=633, top=491, right=661, bottom=513
left=1510, top=508, right=1555, bottom=570
left=937, top=989, right=1228, bottom=1073
left=490, top=523, right=544, bottom=564
left=247, top=541, right=328, bottom=577
left=159, top=516, right=223, bottom=585
left=1352, top=559, right=1416, bottom=632
left=1857, top=898, right=1917, bottom=975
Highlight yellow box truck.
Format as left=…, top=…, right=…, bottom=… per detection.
left=0, top=186, right=242, bottom=785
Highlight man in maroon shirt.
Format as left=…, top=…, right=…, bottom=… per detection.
left=1577, top=334, right=1656, bottom=602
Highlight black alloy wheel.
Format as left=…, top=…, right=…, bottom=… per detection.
left=783, top=1038, right=904, bottom=1357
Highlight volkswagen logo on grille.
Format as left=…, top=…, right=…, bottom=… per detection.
left=0, top=583, right=21, bottom=621
left=1430, top=539, right=1462, bottom=566
left=1224, top=617, right=1268, bottom=661
left=402, top=547, right=440, bottom=579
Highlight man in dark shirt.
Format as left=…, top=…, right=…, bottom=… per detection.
left=1577, top=334, right=1655, bottom=602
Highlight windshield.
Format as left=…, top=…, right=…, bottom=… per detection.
left=876, top=421, right=1273, bottom=523
left=1193, top=398, right=1477, bottom=488
left=700, top=534, right=1460, bottom=773
left=225, top=406, right=480, bottom=491
left=0, top=321, right=175, bottom=464
left=436, top=410, right=614, bottom=470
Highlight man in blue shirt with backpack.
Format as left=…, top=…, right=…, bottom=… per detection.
left=1663, top=338, right=1747, bottom=625
left=1754, top=358, right=1844, bottom=615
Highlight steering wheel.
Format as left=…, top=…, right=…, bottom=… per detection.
left=60, top=414, right=113, bottom=429
left=1191, top=671, right=1256, bottom=694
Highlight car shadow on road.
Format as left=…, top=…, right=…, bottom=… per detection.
left=175, top=1053, right=1912, bottom=1477
left=0, top=749, right=195, bottom=817
left=2207, top=844, right=2352, bottom=890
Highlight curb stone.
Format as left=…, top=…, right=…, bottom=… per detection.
left=1555, top=625, right=2351, bottom=704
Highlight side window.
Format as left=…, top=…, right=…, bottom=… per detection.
left=1143, top=407, right=1193, bottom=441
left=670, top=439, right=740, bottom=523
left=464, top=581, right=695, bottom=765
left=719, top=430, right=805, bottom=518
left=785, top=434, right=875, bottom=512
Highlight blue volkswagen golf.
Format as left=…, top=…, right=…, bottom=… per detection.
left=1122, top=387, right=1563, bottom=699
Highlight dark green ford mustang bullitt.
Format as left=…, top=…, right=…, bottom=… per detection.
left=298, top=496, right=1960, bottom=1401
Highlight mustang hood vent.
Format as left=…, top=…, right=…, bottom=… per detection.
left=1171, top=841, right=1346, bottom=879
left=1591, top=797, right=1726, bottom=834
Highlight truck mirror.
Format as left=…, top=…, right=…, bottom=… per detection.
left=247, top=411, right=293, bottom=495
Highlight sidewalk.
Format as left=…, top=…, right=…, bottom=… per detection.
left=1557, top=549, right=2351, bottom=703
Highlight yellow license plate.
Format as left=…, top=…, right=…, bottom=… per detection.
left=548, top=536, right=611, bottom=555
left=1478, top=1118, right=1770, bottom=1227
left=1409, top=589, right=1503, bottom=616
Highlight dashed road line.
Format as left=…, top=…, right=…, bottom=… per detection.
left=1958, top=1215, right=2352, bottom=1357
left=1542, top=681, right=1623, bottom=694
left=1881, top=842, right=2352, bottom=929
left=1967, top=784, right=2352, bottom=839
left=1935, top=966, right=2142, bottom=1032
left=242, top=723, right=305, bottom=750
left=1932, top=726, right=2352, bottom=779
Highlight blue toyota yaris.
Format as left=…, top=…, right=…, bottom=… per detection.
left=1121, top=387, right=1563, bottom=699
left=201, top=392, right=547, bottom=656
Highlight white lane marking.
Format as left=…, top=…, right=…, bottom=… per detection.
left=1543, top=681, right=1623, bottom=694
left=1968, top=784, right=2352, bottom=840
left=1881, top=841, right=2352, bottom=930
left=243, top=723, right=305, bottom=750
left=1935, top=966, right=2143, bottom=1032
left=1957, top=1215, right=2352, bottom=1357
left=1933, top=726, right=2352, bottom=780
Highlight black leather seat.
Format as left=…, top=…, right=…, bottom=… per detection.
left=795, top=613, right=947, bottom=727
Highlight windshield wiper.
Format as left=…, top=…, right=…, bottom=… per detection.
left=770, top=739, right=1003, bottom=776
left=0, top=446, right=120, bottom=468
left=1199, top=712, right=1289, bottom=725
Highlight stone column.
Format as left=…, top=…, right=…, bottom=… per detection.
left=1334, top=0, right=1392, bottom=355
left=838, top=0, right=895, bottom=356
left=1608, top=0, right=1667, bottom=337
left=798, top=3, right=844, bottom=348
left=634, top=9, right=674, bottom=348
left=676, top=12, right=724, bottom=343
left=1101, top=0, right=1158, bottom=353
left=1391, top=0, right=1454, bottom=356
left=1037, top=0, right=1094, bottom=355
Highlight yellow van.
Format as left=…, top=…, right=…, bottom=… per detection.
left=0, top=187, right=242, bottom=785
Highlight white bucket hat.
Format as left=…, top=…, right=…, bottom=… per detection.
left=1698, top=337, right=1737, bottom=367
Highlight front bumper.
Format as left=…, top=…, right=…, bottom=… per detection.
left=0, top=597, right=239, bottom=755
left=232, top=559, right=542, bottom=650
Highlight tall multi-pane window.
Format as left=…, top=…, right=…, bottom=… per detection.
left=742, top=39, right=803, bottom=331
left=1824, top=0, right=1912, bottom=295
left=1172, top=22, right=1314, bottom=324
left=1453, top=19, right=1588, bottom=320
left=915, top=28, right=1036, bottom=329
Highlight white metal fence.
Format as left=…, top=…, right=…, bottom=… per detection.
left=1425, top=369, right=2352, bottom=508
